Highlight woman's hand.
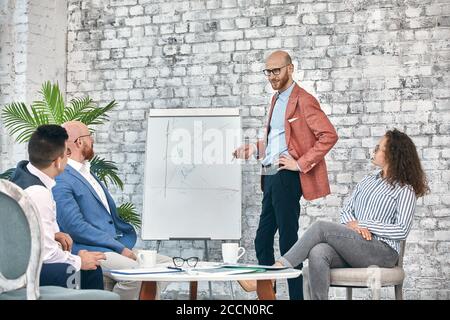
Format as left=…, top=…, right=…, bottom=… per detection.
left=356, top=227, right=372, bottom=241
left=346, top=221, right=359, bottom=231
left=346, top=221, right=372, bottom=240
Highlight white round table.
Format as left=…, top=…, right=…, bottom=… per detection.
left=108, top=262, right=302, bottom=300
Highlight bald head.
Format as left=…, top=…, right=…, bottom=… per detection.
left=62, top=121, right=87, bottom=143
left=266, top=50, right=292, bottom=66
left=265, top=50, right=294, bottom=92
left=62, top=121, right=94, bottom=162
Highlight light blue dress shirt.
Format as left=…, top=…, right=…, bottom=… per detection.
left=261, top=82, right=295, bottom=166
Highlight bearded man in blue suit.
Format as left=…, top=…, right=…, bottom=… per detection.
left=53, top=121, right=171, bottom=299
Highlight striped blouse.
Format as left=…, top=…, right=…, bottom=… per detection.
left=340, top=170, right=417, bottom=254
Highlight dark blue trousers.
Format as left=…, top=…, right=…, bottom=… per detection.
left=255, top=170, right=303, bottom=300
left=40, top=263, right=104, bottom=290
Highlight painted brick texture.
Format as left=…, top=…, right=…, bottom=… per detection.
left=1, top=0, right=449, bottom=299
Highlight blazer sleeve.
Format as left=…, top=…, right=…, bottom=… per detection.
left=297, top=96, right=338, bottom=173
left=53, top=180, right=126, bottom=254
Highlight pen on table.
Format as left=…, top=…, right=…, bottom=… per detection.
left=167, top=266, right=183, bottom=271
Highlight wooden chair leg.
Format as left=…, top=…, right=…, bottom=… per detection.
left=395, top=284, right=403, bottom=300
left=346, top=287, right=352, bottom=300
left=190, top=281, right=198, bottom=300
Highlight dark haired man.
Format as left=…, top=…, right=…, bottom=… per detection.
left=11, top=125, right=106, bottom=289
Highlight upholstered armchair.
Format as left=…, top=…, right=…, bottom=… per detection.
left=303, top=240, right=406, bottom=300
left=0, top=179, right=119, bottom=300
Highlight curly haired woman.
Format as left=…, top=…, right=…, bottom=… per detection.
left=240, top=129, right=429, bottom=299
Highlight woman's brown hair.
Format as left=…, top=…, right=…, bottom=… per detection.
left=384, top=129, right=429, bottom=197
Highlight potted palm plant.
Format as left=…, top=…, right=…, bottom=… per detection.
left=1, top=81, right=141, bottom=228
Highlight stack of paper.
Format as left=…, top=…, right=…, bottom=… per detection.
left=107, top=267, right=183, bottom=275
left=221, top=263, right=288, bottom=271
left=187, top=266, right=264, bottom=275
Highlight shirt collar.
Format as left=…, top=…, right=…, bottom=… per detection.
left=277, top=81, right=295, bottom=101
left=26, top=162, right=56, bottom=190
left=68, top=158, right=90, bottom=174
left=373, top=169, right=383, bottom=179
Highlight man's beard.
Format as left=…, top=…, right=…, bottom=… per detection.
left=82, top=144, right=94, bottom=161
left=270, top=75, right=289, bottom=90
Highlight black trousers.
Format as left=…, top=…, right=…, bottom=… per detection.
left=255, top=170, right=303, bottom=300
left=40, top=263, right=104, bottom=290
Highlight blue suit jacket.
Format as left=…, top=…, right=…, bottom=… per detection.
left=53, top=165, right=137, bottom=255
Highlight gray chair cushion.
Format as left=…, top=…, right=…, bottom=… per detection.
left=330, top=266, right=405, bottom=287
left=0, top=193, right=31, bottom=279
left=0, top=286, right=120, bottom=300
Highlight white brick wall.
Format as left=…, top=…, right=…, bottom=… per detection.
left=1, top=0, right=449, bottom=300
left=27, top=0, right=67, bottom=102
left=0, top=0, right=67, bottom=170
left=0, top=0, right=29, bottom=168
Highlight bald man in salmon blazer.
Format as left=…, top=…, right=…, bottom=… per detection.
left=234, top=50, right=338, bottom=300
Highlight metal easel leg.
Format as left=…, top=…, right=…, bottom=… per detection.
left=229, top=281, right=235, bottom=300
left=204, top=240, right=213, bottom=299
left=156, top=240, right=161, bottom=252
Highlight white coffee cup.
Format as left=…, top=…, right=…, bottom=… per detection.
left=222, top=243, right=245, bottom=264
left=137, top=249, right=157, bottom=268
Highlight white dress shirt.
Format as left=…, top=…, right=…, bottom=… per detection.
left=25, top=163, right=81, bottom=271
left=67, top=159, right=111, bottom=214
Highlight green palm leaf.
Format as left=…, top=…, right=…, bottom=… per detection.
left=33, top=81, right=66, bottom=124
left=0, top=168, right=15, bottom=180
left=64, top=96, right=95, bottom=122
left=2, top=102, right=49, bottom=143
left=90, top=155, right=124, bottom=190
left=78, top=100, right=117, bottom=126
left=117, top=202, right=141, bottom=229
left=1, top=81, right=140, bottom=227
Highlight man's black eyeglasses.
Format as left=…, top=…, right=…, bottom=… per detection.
left=262, top=64, right=289, bottom=76
left=172, top=257, right=199, bottom=268
left=74, top=132, right=93, bottom=143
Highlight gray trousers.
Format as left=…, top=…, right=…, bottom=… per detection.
left=278, top=220, right=399, bottom=300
